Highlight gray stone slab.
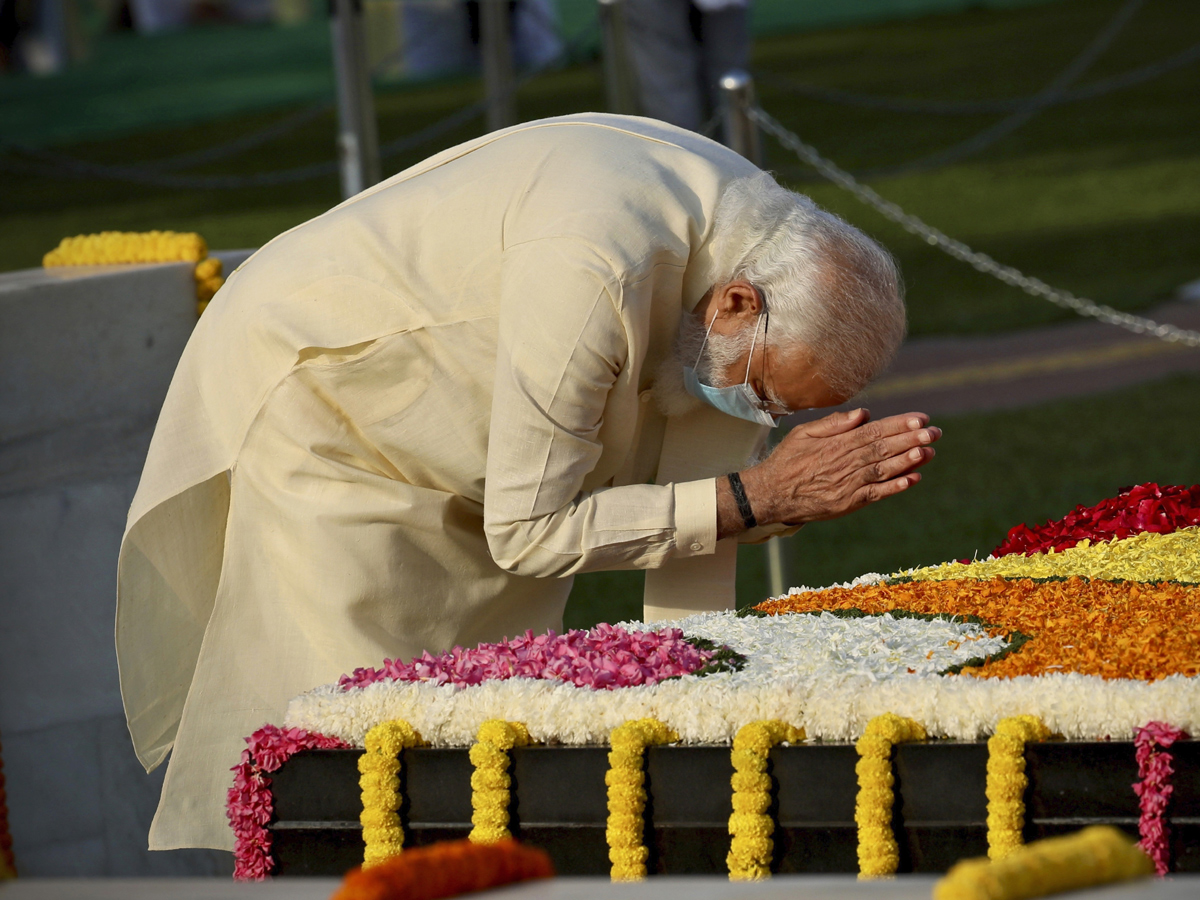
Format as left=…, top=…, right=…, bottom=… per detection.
left=0, top=479, right=136, bottom=734
left=0, top=262, right=196, bottom=445
left=4, top=718, right=104, bottom=850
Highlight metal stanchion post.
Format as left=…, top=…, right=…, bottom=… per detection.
left=481, top=0, right=516, bottom=132
left=330, top=0, right=381, bottom=199
left=721, top=70, right=777, bottom=597
left=598, top=0, right=639, bottom=115
left=719, top=69, right=762, bottom=166
left=766, top=534, right=789, bottom=599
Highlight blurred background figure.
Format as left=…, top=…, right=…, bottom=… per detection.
left=624, top=0, right=750, bottom=131
left=403, top=0, right=562, bottom=78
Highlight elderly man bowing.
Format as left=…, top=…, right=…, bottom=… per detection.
left=116, top=113, right=938, bottom=851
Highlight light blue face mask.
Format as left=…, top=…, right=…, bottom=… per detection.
left=682, top=308, right=784, bottom=427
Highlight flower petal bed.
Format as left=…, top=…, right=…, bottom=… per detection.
left=756, top=578, right=1200, bottom=681
left=903, top=527, right=1200, bottom=585
left=994, top=483, right=1200, bottom=557
left=338, top=624, right=714, bottom=690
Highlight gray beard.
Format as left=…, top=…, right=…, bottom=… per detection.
left=651, top=313, right=753, bottom=418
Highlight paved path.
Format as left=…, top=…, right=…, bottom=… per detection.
left=788, top=298, right=1200, bottom=425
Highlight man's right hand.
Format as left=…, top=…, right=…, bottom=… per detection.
left=717, top=409, right=940, bottom=539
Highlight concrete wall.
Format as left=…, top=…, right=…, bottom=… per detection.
left=0, top=252, right=251, bottom=876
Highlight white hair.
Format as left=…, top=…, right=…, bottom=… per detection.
left=708, top=172, right=906, bottom=396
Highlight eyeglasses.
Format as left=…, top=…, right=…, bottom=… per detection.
left=749, top=296, right=796, bottom=419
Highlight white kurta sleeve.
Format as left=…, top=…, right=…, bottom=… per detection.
left=483, top=237, right=715, bottom=578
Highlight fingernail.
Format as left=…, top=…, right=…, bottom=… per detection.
left=850, top=408, right=863, bottom=417
left=909, top=448, right=922, bottom=461
left=908, top=417, right=921, bottom=429
left=919, top=429, right=931, bottom=443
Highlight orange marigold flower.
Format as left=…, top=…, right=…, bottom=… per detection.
left=755, top=578, right=1200, bottom=681
left=332, top=839, right=554, bottom=900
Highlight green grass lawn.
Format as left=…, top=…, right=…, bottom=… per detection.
left=563, top=372, right=1200, bottom=629
left=2, top=0, right=1198, bottom=337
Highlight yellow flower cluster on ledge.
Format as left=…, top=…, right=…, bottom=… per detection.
left=469, top=720, right=532, bottom=844
left=855, top=713, right=925, bottom=879
left=727, top=720, right=804, bottom=880
left=934, top=825, right=1153, bottom=900
left=358, top=719, right=424, bottom=869
left=902, top=526, right=1200, bottom=584
left=606, top=718, right=677, bottom=881
left=43, top=230, right=225, bottom=314
left=987, top=716, right=1050, bottom=860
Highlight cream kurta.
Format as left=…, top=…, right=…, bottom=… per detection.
left=116, top=114, right=791, bottom=851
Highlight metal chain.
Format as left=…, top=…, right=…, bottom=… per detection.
left=750, top=106, right=1200, bottom=348
left=775, top=0, right=1148, bottom=181
left=755, top=40, right=1200, bottom=116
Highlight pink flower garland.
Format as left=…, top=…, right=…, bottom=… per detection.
left=338, top=624, right=714, bottom=691
left=1132, top=721, right=1188, bottom=875
left=227, top=724, right=349, bottom=880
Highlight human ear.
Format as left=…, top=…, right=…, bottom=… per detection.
left=715, top=280, right=763, bottom=321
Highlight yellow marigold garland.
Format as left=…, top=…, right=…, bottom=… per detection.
left=469, top=720, right=532, bottom=844
left=606, top=718, right=678, bottom=881
left=902, top=527, right=1200, bottom=584
left=855, top=713, right=926, bottom=879
left=987, top=716, right=1051, bottom=860
left=359, top=719, right=424, bottom=869
left=43, top=230, right=225, bottom=315
left=727, top=720, right=805, bottom=881
left=934, top=825, right=1153, bottom=900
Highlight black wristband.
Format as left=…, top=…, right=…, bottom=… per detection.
left=727, top=472, right=757, bottom=530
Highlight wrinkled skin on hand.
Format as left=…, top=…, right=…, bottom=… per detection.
left=718, top=408, right=941, bottom=538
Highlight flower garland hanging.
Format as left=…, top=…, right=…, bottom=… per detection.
left=934, top=825, right=1153, bottom=900
left=727, top=720, right=804, bottom=881
left=987, top=716, right=1051, bottom=860
left=606, top=718, right=678, bottom=881
left=1133, top=721, right=1188, bottom=875
left=360, top=720, right=425, bottom=869
left=42, top=230, right=225, bottom=314
left=855, top=713, right=925, bottom=879
left=227, top=725, right=351, bottom=880
left=331, top=838, right=554, bottom=900
left=469, top=720, right=532, bottom=844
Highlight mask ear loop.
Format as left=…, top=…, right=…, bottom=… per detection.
left=742, top=312, right=763, bottom=385
left=743, top=284, right=769, bottom=387
left=695, top=312, right=721, bottom=368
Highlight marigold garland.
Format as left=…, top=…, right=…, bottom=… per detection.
left=43, top=230, right=225, bottom=314
left=331, top=838, right=554, bottom=900
left=469, top=720, right=532, bottom=844
left=755, top=578, right=1200, bottom=681
left=606, top=718, right=678, bottom=881
left=727, top=720, right=804, bottom=880
left=360, top=720, right=425, bottom=869
left=987, top=716, right=1051, bottom=860
left=1133, top=721, right=1187, bottom=875
left=904, top=527, right=1200, bottom=585
left=933, top=825, right=1153, bottom=900
left=855, top=713, right=926, bottom=879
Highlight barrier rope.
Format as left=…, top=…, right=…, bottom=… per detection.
left=750, top=105, right=1200, bottom=348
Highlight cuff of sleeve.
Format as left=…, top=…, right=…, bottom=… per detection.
left=737, top=522, right=803, bottom=544
left=672, top=478, right=718, bottom=558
